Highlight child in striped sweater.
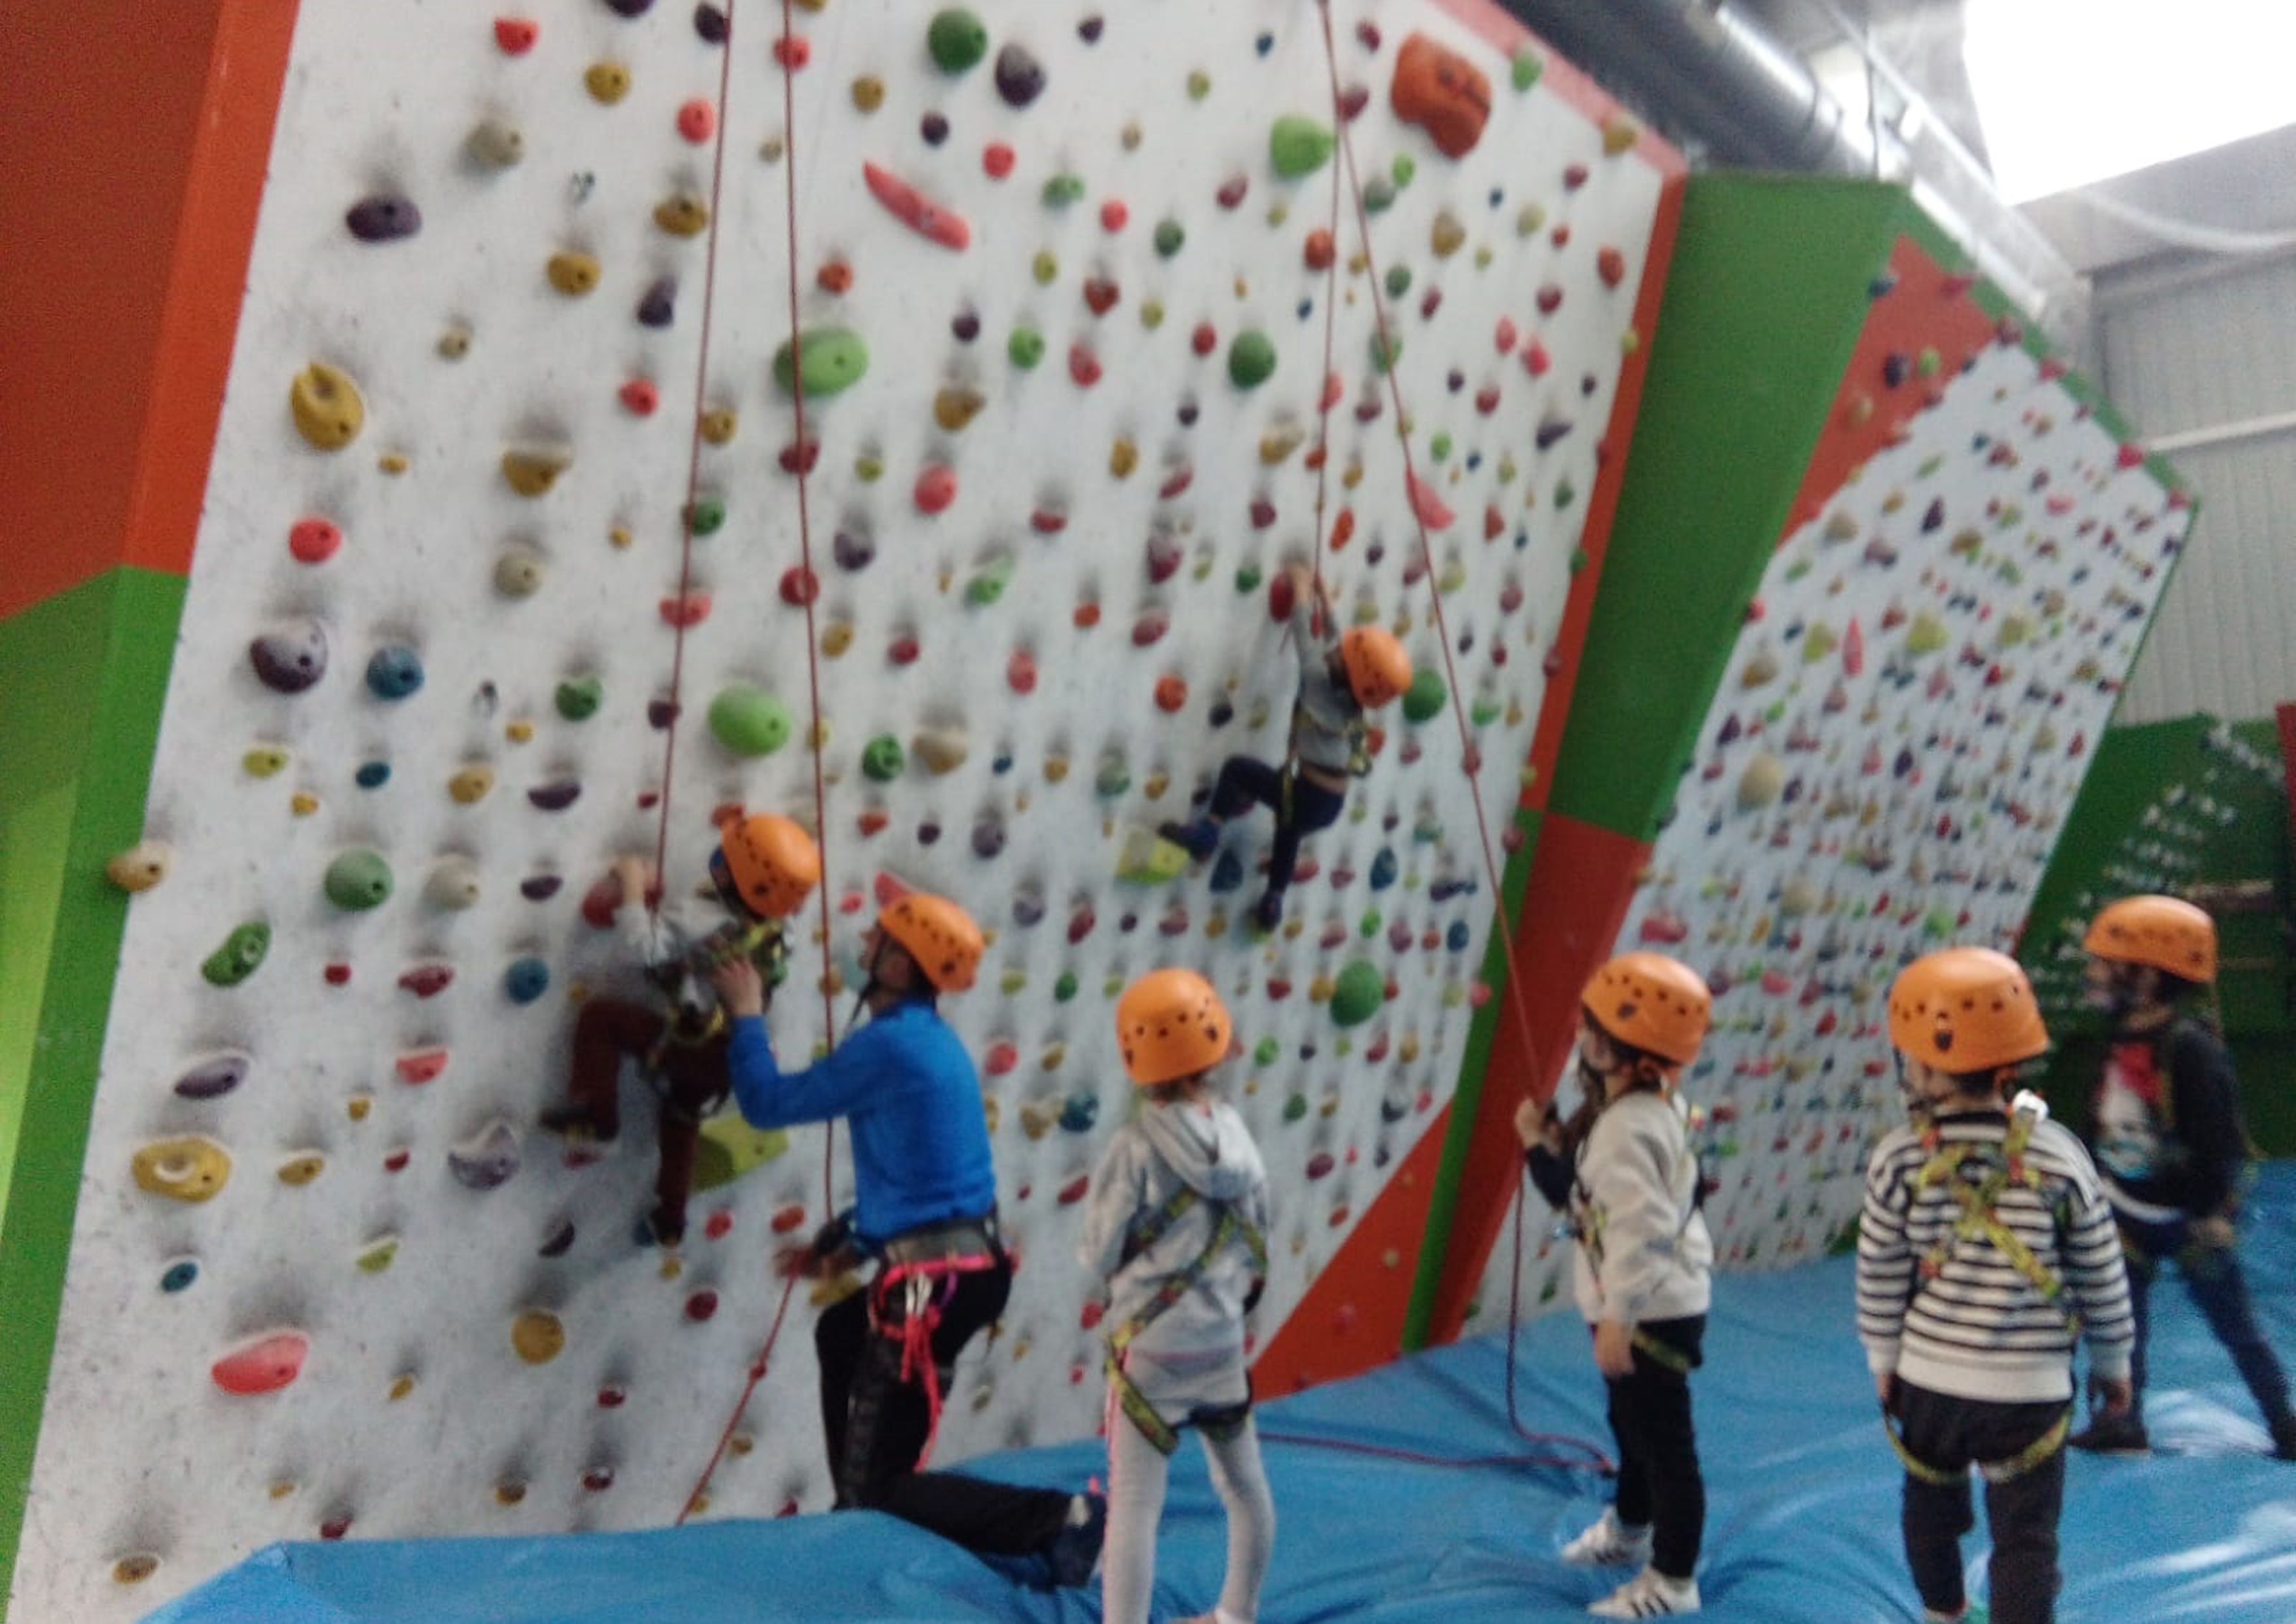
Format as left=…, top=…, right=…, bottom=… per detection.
left=1857, top=947, right=2135, bottom=1624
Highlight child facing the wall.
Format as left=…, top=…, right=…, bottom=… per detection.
left=1516, top=951, right=1715, bottom=1618
left=1079, top=968, right=1276, bottom=1624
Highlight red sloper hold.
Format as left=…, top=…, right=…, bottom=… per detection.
left=213, top=1332, right=310, bottom=1395
left=863, top=162, right=971, bottom=250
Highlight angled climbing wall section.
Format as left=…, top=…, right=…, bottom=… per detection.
left=1, top=1, right=1680, bottom=1617
left=1443, top=178, right=2196, bottom=1331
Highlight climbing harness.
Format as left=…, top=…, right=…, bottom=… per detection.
left=1884, top=1404, right=2072, bottom=1488
left=868, top=1214, right=1006, bottom=1473
left=1104, top=1186, right=1269, bottom=1458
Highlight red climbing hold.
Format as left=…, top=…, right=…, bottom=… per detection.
left=1267, top=573, right=1295, bottom=624
left=2115, top=442, right=2145, bottom=469
left=493, top=17, right=539, bottom=54
left=685, top=1290, right=719, bottom=1322
left=1056, top=1174, right=1090, bottom=1205
left=1330, top=509, right=1354, bottom=549
left=1068, top=344, right=1103, bottom=386
left=212, top=1332, right=309, bottom=1396
left=985, top=1040, right=1019, bottom=1076
left=1596, top=246, right=1626, bottom=288
left=1216, top=175, right=1247, bottom=209
left=888, top=634, right=922, bottom=666
left=289, top=518, right=342, bottom=564
left=677, top=98, right=717, bottom=143
left=778, top=566, right=821, bottom=606
left=1191, top=323, right=1217, bottom=357
left=396, top=1048, right=448, bottom=1086
left=772, top=34, right=810, bottom=68
left=863, top=162, right=971, bottom=250
left=705, top=1211, right=734, bottom=1240
left=1405, top=472, right=1456, bottom=530
left=770, top=1204, right=808, bottom=1233
left=1083, top=277, right=1120, bottom=315
left=619, top=378, right=660, bottom=415
left=1157, top=463, right=1193, bottom=501
left=1099, top=200, right=1128, bottom=233
left=914, top=463, right=958, bottom=514
left=1131, top=610, right=1169, bottom=647
left=1249, top=498, right=1276, bottom=529
left=660, top=593, right=713, bottom=627
left=397, top=965, right=454, bottom=998
left=1031, top=506, right=1067, bottom=535
left=1007, top=650, right=1038, bottom=694
left=982, top=142, right=1015, bottom=179
left=778, top=437, right=821, bottom=475
left=1304, top=229, right=1335, bottom=270
left=1154, top=675, right=1188, bottom=712
left=1072, top=601, right=1101, bottom=629
left=1494, top=316, right=1517, bottom=354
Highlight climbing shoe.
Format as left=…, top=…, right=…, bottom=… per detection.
left=1158, top=819, right=1220, bottom=861
left=2271, top=1413, right=2296, bottom=1460
left=538, top=1104, right=617, bottom=1146
left=1250, top=891, right=1285, bottom=932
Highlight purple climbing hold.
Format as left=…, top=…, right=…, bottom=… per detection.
left=520, top=873, right=563, bottom=901
left=1534, top=415, right=1572, bottom=450
left=346, top=195, right=422, bottom=242
left=1145, top=533, right=1183, bottom=583
left=538, top=1220, right=577, bottom=1257
left=251, top=621, right=329, bottom=693
left=694, top=3, right=727, bottom=44
left=994, top=43, right=1046, bottom=108
left=637, top=275, right=677, bottom=327
left=833, top=530, right=875, bottom=571
left=448, top=1120, right=521, bottom=1191
left=918, top=821, right=942, bottom=846
left=175, top=1053, right=250, bottom=1101
left=528, top=780, right=583, bottom=811
left=1011, top=888, right=1047, bottom=927
left=921, top=111, right=950, bottom=146
left=1078, top=14, right=1103, bottom=43
left=952, top=310, right=980, bottom=342
left=1921, top=497, right=1945, bottom=533
left=647, top=699, right=681, bottom=729
left=970, top=817, right=1007, bottom=858
left=603, top=0, right=654, bottom=14
left=1882, top=352, right=1911, bottom=389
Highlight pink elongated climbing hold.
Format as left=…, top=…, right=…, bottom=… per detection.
left=1842, top=617, right=1864, bottom=676
left=213, top=1332, right=309, bottom=1396
left=1405, top=472, right=1455, bottom=530
left=863, top=162, right=971, bottom=250
left=397, top=1048, right=448, bottom=1085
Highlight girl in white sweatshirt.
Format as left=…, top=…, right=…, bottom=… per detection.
left=1079, top=968, right=1275, bottom=1624
left=1518, top=952, right=1715, bottom=1619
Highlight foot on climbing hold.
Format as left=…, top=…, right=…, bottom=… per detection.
left=1158, top=819, right=1219, bottom=860
left=1252, top=891, right=1285, bottom=932
left=538, top=1104, right=617, bottom=1146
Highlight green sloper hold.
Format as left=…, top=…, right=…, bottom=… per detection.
left=325, top=849, right=395, bottom=911
left=1269, top=115, right=1334, bottom=179
left=1253, top=1036, right=1280, bottom=1066
left=692, top=1116, right=789, bottom=1192
left=1229, top=330, right=1276, bottom=389
left=1330, top=960, right=1386, bottom=1027
left=1511, top=48, right=1544, bottom=90
left=555, top=675, right=601, bottom=720
left=927, top=8, right=988, bottom=73
left=1008, top=327, right=1045, bottom=368
left=772, top=327, right=869, bottom=399
left=862, top=734, right=906, bottom=781
left=1402, top=668, right=1446, bottom=724
left=203, top=921, right=271, bottom=987
left=1371, top=329, right=1403, bottom=373
left=708, top=685, right=793, bottom=756
left=965, top=554, right=1013, bottom=606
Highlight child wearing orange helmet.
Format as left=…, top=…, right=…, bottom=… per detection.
left=2070, top=895, right=2294, bottom=1460
left=1859, top=947, right=2136, bottom=1624
left=537, top=811, right=819, bottom=1246
left=1160, top=561, right=1412, bottom=932
left=1079, top=968, right=1274, bottom=1624
left=711, top=889, right=1105, bottom=1587
left=1515, top=951, right=1715, bottom=1617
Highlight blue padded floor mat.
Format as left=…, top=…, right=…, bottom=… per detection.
left=151, top=1164, right=2296, bottom=1623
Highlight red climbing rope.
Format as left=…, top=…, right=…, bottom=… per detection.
left=1305, top=1, right=1348, bottom=618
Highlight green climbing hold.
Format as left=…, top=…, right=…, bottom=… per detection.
left=927, top=8, right=988, bottom=73
left=1391, top=154, right=1416, bottom=188
left=1401, top=667, right=1447, bottom=724
left=1282, top=1091, right=1309, bottom=1123
left=1008, top=326, right=1046, bottom=368
left=1511, top=48, right=1543, bottom=91
left=555, top=675, right=602, bottom=721
left=772, top=327, right=870, bottom=399
left=1430, top=431, right=1453, bottom=461
left=1153, top=219, right=1185, bottom=258
left=708, top=685, right=793, bottom=757
left=965, top=554, right=1014, bottom=606
left=1384, top=264, right=1411, bottom=298
left=325, top=849, right=395, bottom=911
left=1228, top=330, right=1277, bottom=389
left=862, top=734, right=906, bottom=782
left=1362, top=176, right=1395, bottom=213
left=1253, top=1036, right=1281, bottom=1067
left=1234, top=564, right=1264, bottom=592
left=1041, top=173, right=1085, bottom=207
left=1094, top=756, right=1132, bottom=798
left=1054, top=971, right=1079, bottom=1002
left=1330, top=960, right=1385, bottom=1027
left=687, top=495, right=726, bottom=535
left=1568, top=546, right=1590, bottom=574
left=202, top=921, right=271, bottom=987
left=1359, top=909, right=1380, bottom=939
left=1268, top=115, right=1334, bottom=179
left=1469, top=696, right=1502, bottom=726
left=692, top=1117, right=790, bottom=1192
left=1371, top=329, right=1403, bottom=374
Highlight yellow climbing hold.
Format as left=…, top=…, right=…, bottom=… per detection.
left=1110, top=438, right=1139, bottom=478
left=1603, top=115, right=1641, bottom=154
left=609, top=523, right=634, bottom=548
left=495, top=1481, right=527, bottom=1508
left=501, top=448, right=571, bottom=497
left=934, top=387, right=986, bottom=432
left=821, top=621, right=854, bottom=657
left=1260, top=426, right=1304, bottom=464
left=691, top=1116, right=790, bottom=1192
left=105, top=841, right=173, bottom=892
left=448, top=764, right=495, bottom=804
left=243, top=746, right=290, bottom=778
left=355, top=1234, right=399, bottom=1273
left=655, top=194, right=710, bottom=237
left=494, top=549, right=546, bottom=597
left=505, top=719, right=534, bottom=743
left=511, top=1311, right=566, bottom=1365
left=547, top=251, right=601, bottom=295
left=388, top=1373, right=417, bottom=1402
left=133, top=1137, right=232, bottom=1203
left=378, top=451, right=408, bottom=475
left=291, top=792, right=319, bottom=817
left=699, top=407, right=739, bottom=446
left=1429, top=212, right=1465, bottom=256
left=852, top=75, right=885, bottom=111
left=290, top=362, right=365, bottom=451
left=111, top=1556, right=159, bottom=1586
left=584, top=62, right=632, bottom=103
left=346, top=1093, right=372, bottom=1121
left=277, top=1153, right=325, bottom=1187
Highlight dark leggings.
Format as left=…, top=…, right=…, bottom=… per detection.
left=1894, top=1382, right=2067, bottom=1624
left=565, top=997, right=727, bottom=1233
left=1606, top=1315, right=1705, bottom=1580
left=1210, top=754, right=1346, bottom=897
left=2121, top=1215, right=2293, bottom=1425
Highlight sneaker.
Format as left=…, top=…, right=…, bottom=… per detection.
left=1588, top=1566, right=1699, bottom=1617
left=2066, top=1413, right=2150, bottom=1455
left=2271, top=1414, right=2296, bottom=1461
left=1250, top=891, right=1285, bottom=932
left=1922, top=1606, right=1990, bottom=1623
left=538, top=1104, right=617, bottom=1146
left=1158, top=819, right=1220, bottom=861
left=1562, top=1508, right=1653, bottom=1568
left=1045, top=1491, right=1106, bottom=1587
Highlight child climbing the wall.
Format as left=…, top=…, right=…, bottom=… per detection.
left=2068, top=896, right=2296, bottom=1460
left=1515, top=951, right=1713, bottom=1618
left=1160, top=560, right=1412, bottom=931
left=1859, top=947, right=2135, bottom=1624
left=536, top=812, right=819, bottom=1246
left=1079, top=968, right=1275, bottom=1624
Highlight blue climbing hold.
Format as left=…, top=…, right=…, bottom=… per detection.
left=1369, top=848, right=1399, bottom=891
left=355, top=760, right=391, bottom=788
left=366, top=645, right=425, bottom=700
left=504, top=957, right=550, bottom=1004
left=1209, top=851, right=1245, bottom=893
left=1059, top=1093, right=1100, bottom=1133
left=160, top=1260, right=200, bottom=1294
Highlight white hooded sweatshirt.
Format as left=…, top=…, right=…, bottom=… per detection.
left=1570, top=1089, right=1713, bottom=1326
left=1078, top=1096, right=1271, bottom=1358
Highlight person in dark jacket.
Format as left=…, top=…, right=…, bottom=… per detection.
left=2069, top=894, right=2296, bottom=1460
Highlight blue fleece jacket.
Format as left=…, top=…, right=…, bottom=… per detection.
left=726, top=1000, right=996, bottom=1246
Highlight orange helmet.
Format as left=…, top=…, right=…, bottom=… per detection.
left=1887, top=947, right=2049, bottom=1072
left=1580, top=952, right=1711, bottom=1065
left=1340, top=626, right=1412, bottom=709
left=716, top=813, right=822, bottom=918
left=878, top=892, right=982, bottom=993
left=2083, top=894, right=2216, bottom=984
left=1116, top=968, right=1232, bottom=1086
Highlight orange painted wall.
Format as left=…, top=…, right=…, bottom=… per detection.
left=0, top=0, right=297, bottom=622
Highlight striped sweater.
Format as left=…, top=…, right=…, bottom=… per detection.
left=1857, top=1106, right=2134, bottom=1403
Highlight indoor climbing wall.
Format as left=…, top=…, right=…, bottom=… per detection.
left=10, top=1, right=1677, bottom=1616
left=1477, top=247, right=2193, bottom=1320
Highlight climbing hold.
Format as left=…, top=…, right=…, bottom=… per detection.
left=503, top=957, right=550, bottom=1004
left=554, top=674, right=603, bottom=721
left=1229, top=330, right=1276, bottom=389
left=994, top=43, right=1046, bottom=107
left=1330, top=961, right=1386, bottom=1027
left=654, top=193, right=710, bottom=237
left=861, top=735, right=906, bottom=781
left=772, top=327, right=870, bottom=397
left=1401, top=668, right=1447, bottom=724
left=448, top=1120, right=521, bottom=1191
left=863, top=162, right=971, bottom=249
left=915, top=464, right=958, bottom=514
left=355, top=1234, right=399, bottom=1273
left=1405, top=471, right=1455, bottom=529
left=288, top=516, right=342, bottom=565
left=914, top=727, right=970, bottom=773
left=212, top=1332, right=309, bottom=1396
left=927, top=7, right=988, bottom=71
left=547, top=251, right=601, bottom=295
left=364, top=644, right=425, bottom=700
left=425, top=856, right=484, bottom=910
left=501, top=447, right=571, bottom=496
left=1391, top=35, right=1491, bottom=158
left=527, top=779, right=581, bottom=812
left=277, top=1151, right=325, bottom=1187
left=346, top=194, right=421, bottom=242
left=934, top=385, right=987, bottom=431
left=448, top=764, right=495, bottom=804
left=105, top=841, right=173, bottom=892
left=202, top=921, right=270, bottom=987
left=1736, top=752, right=1785, bottom=810
left=966, top=553, right=1014, bottom=605
left=584, top=61, right=632, bottom=103
left=324, top=848, right=395, bottom=910
left=399, top=964, right=453, bottom=998
left=708, top=685, right=793, bottom=756
left=1269, top=115, right=1335, bottom=178
left=289, top=362, right=365, bottom=450
left=494, top=547, right=547, bottom=597
left=637, top=275, right=677, bottom=326
left=133, top=1137, right=232, bottom=1202
left=467, top=118, right=526, bottom=168
left=249, top=627, right=325, bottom=694
left=511, top=1310, right=565, bottom=1364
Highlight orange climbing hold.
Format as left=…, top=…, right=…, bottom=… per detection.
left=1390, top=35, right=1491, bottom=159
left=677, top=99, right=717, bottom=143
left=1154, top=675, right=1189, bottom=713
left=1304, top=228, right=1335, bottom=270
left=817, top=260, right=853, bottom=293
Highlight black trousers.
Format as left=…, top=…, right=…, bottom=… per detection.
left=1895, top=1381, right=2068, bottom=1624
left=1605, top=1314, right=1705, bottom=1580
left=816, top=1252, right=1073, bottom=1557
left=1210, top=754, right=1346, bottom=896
left=2121, top=1215, right=2292, bottom=1426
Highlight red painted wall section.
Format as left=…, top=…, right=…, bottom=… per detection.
left=0, top=0, right=298, bottom=622
left=2279, top=705, right=2296, bottom=856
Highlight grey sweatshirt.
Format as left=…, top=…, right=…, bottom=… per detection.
left=1287, top=598, right=1361, bottom=773
left=1079, top=1097, right=1270, bottom=1356
left=1570, top=1090, right=1714, bottom=1326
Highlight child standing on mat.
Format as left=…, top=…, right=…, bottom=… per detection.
left=2068, top=894, right=2296, bottom=1460
left=1160, top=561, right=1411, bottom=932
left=1516, top=951, right=1715, bottom=1618
left=1858, top=947, right=2135, bottom=1624
left=1080, top=968, right=1276, bottom=1624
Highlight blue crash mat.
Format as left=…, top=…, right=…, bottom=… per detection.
left=151, top=1162, right=2296, bottom=1623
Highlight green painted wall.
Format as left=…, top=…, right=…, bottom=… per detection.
left=0, top=566, right=186, bottom=1608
